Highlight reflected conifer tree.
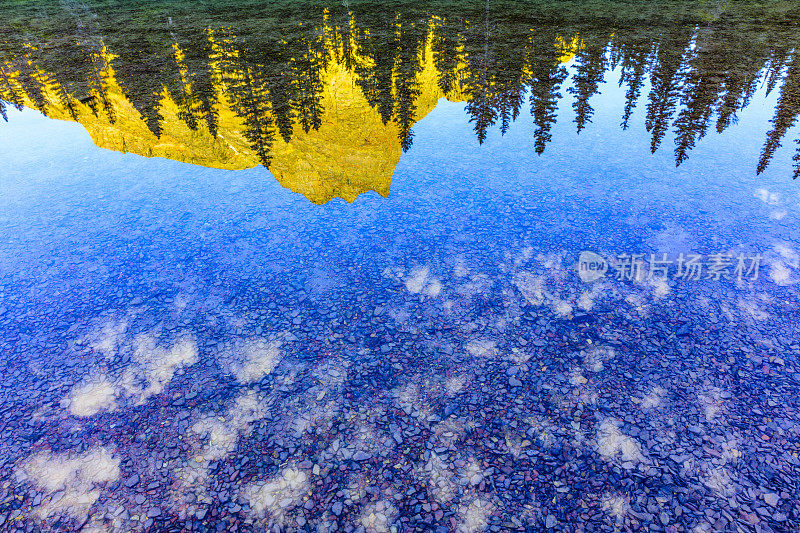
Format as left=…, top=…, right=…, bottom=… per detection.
left=527, top=29, right=569, bottom=154
left=464, top=0, right=498, bottom=143
left=758, top=56, right=800, bottom=175
left=167, top=26, right=221, bottom=137
left=431, top=16, right=464, bottom=96
left=672, top=32, right=723, bottom=166
left=611, top=31, right=652, bottom=130
left=392, top=17, right=425, bottom=151
left=645, top=29, right=692, bottom=154
left=292, top=28, right=328, bottom=135
left=353, top=12, right=399, bottom=126
left=491, top=24, right=529, bottom=136
left=214, top=31, right=277, bottom=166
left=111, top=33, right=170, bottom=136
left=13, top=46, right=48, bottom=113
left=252, top=29, right=297, bottom=144
left=569, top=33, right=607, bottom=134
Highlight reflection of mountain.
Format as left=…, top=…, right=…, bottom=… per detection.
left=0, top=11, right=582, bottom=204
left=2, top=0, right=800, bottom=202
left=1, top=36, right=472, bottom=204
left=0, top=36, right=449, bottom=204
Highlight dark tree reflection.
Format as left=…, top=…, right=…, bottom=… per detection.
left=0, top=0, right=799, bottom=178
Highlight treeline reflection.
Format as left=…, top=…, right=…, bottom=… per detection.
left=1, top=0, right=799, bottom=202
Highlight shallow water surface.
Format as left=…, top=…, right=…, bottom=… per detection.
left=1, top=1, right=800, bottom=532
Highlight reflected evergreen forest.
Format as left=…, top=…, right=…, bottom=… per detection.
left=2, top=0, right=800, bottom=204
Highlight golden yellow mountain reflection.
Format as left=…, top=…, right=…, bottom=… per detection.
left=0, top=15, right=579, bottom=204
